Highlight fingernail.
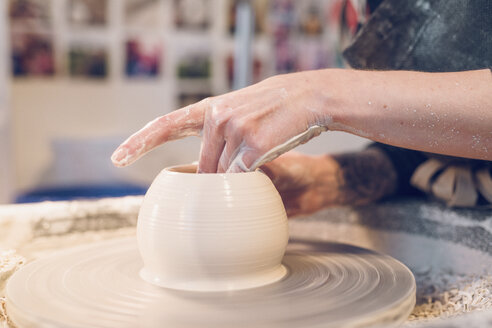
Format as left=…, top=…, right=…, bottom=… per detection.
left=111, top=147, right=130, bottom=166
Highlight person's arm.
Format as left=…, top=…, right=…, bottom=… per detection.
left=319, top=69, right=492, bottom=160
left=260, top=148, right=398, bottom=217
left=111, top=69, right=492, bottom=172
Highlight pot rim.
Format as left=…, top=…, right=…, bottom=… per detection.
left=164, top=163, right=262, bottom=176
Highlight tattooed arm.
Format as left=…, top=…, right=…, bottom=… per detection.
left=330, top=148, right=399, bottom=206
left=261, top=148, right=400, bottom=217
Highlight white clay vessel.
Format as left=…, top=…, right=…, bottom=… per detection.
left=137, top=164, right=289, bottom=291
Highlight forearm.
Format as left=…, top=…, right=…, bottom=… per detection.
left=312, top=69, right=492, bottom=160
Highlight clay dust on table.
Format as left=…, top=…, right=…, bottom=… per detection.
left=406, top=270, right=492, bottom=323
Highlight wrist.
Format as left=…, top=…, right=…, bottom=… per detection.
left=309, top=69, right=360, bottom=130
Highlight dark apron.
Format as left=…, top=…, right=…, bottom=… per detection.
left=343, top=0, right=492, bottom=72
left=341, top=0, right=492, bottom=207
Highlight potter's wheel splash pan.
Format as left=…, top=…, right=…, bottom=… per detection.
left=5, top=237, right=416, bottom=328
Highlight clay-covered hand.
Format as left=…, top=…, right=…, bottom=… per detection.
left=111, top=68, right=492, bottom=171
left=260, top=149, right=399, bottom=217
left=111, top=72, right=332, bottom=173
left=259, top=151, right=339, bottom=217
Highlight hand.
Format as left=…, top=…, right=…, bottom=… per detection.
left=111, top=69, right=492, bottom=172
left=260, top=151, right=339, bottom=217
left=111, top=71, right=334, bottom=173
left=261, top=149, right=398, bottom=217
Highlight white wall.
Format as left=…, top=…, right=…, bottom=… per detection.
left=11, top=80, right=202, bottom=192
left=0, top=1, right=14, bottom=203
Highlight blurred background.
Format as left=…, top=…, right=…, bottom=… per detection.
left=0, top=0, right=369, bottom=204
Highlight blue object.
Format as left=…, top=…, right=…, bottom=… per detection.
left=15, top=184, right=148, bottom=203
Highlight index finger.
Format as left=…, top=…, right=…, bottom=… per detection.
left=111, top=102, right=206, bottom=167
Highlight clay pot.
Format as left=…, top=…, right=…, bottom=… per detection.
left=137, top=164, right=289, bottom=291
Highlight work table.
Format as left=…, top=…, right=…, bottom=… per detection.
left=1, top=196, right=491, bottom=327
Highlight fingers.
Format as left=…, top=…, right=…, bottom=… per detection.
left=217, top=135, right=260, bottom=173
left=217, top=136, right=268, bottom=173
left=197, top=112, right=226, bottom=173
left=111, top=102, right=206, bottom=167
left=226, top=148, right=261, bottom=173
left=217, top=139, right=241, bottom=173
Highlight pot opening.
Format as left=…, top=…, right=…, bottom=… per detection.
left=165, top=164, right=260, bottom=175
left=166, top=164, right=198, bottom=174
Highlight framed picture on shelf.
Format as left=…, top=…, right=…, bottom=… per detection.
left=124, top=0, right=162, bottom=28
left=68, top=0, right=108, bottom=27
left=228, top=0, right=269, bottom=36
left=297, top=0, right=324, bottom=36
left=125, top=36, right=162, bottom=78
left=177, top=51, right=211, bottom=79
left=174, top=0, right=210, bottom=30
left=11, top=32, right=55, bottom=77
left=9, top=0, right=51, bottom=30
left=69, top=43, right=108, bottom=79
left=269, top=0, right=296, bottom=35
left=178, top=93, right=212, bottom=108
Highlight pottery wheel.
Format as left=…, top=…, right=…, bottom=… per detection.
left=6, top=238, right=416, bottom=328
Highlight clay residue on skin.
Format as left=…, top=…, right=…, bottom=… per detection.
left=111, top=128, right=160, bottom=167
left=112, top=107, right=203, bottom=167
left=279, top=88, right=289, bottom=100
left=233, top=125, right=329, bottom=173
left=226, top=148, right=250, bottom=173
left=111, top=116, right=164, bottom=166
left=328, top=122, right=372, bottom=139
